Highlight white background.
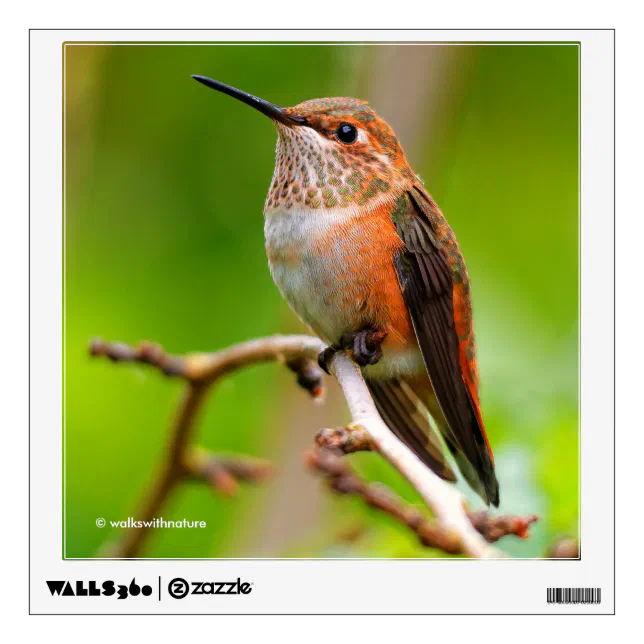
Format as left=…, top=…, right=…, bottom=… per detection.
left=2, top=1, right=640, bottom=639
left=30, top=28, right=612, bottom=615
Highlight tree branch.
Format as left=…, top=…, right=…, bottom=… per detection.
left=311, top=432, right=538, bottom=551
left=92, top=335, right=326, bottom=557
left=307, top=447, right=537, bottom=553
left=91, top=335, right=538, bottom=559
left=90, top=334, right=326, bottom=392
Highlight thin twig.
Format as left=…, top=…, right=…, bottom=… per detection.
left=184, top=447, right=273, bottom=497
left=313, top=429, right=538, bottom=548
left=102, top=381, right=209, bottom=558
left=468, top=510, right=539, bottom=543
left=92, top=335, right=326, bottom=558
left=306, top=448, right=537, bottom=554
left=90, top=334, right=327, bottom=390
left=307, top=447, right=464, bottom=553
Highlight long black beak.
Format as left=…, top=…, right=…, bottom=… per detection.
left=192, top=75, right=306, bottom=127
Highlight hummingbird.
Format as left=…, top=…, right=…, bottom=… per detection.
left=193, top=75, right=499, bottom=506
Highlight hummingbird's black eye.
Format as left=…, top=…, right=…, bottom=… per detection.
left=336, top=123, right=358, bottom=144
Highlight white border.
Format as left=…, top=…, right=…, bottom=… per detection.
left=61, top=39, right=580, bottom=561
left=30, top=29, right=614, bottom=615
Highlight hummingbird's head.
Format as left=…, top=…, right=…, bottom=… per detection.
left=192, top=76, right=416, bottom=213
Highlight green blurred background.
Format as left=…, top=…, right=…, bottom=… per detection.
left=64, top=43, right=578, bottom=558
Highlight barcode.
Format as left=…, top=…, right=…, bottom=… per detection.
left=547, top=588, right=601, bottom=604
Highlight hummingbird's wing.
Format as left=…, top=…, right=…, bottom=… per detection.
left=391, top=186, right=499, bottom=507
left=366, top=377, right=456, bottom=483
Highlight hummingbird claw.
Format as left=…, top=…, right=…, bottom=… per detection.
left=317, top=346, right=337, bottom=375
left=320, top=330, right=387, bottom=373
left=340, top=329, right=387, bottom=368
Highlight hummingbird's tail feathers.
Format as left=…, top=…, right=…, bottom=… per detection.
left=367, top=378, right=457, bottom=483
left=442, top=434, right=495, bottom=506
left=462, top=381, right=500, bottom=507
left=405, top=374, right=500, bottom=508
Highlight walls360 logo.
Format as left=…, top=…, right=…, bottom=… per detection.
left=168, top=577, right=253, bottom=599
left=46, top=578, right=153, bottom=599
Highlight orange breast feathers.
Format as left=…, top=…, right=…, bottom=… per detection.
left=314, top=203, right=416, bottom=352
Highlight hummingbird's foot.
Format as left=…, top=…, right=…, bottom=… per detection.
left=317, top=329, right=388, bottom=374
left=317, top=346, right=338, bottom=376
left=339, top=328, right=388, bottom=368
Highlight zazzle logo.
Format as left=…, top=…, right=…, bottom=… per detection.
left=167, top=577, right=253, bottom=599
